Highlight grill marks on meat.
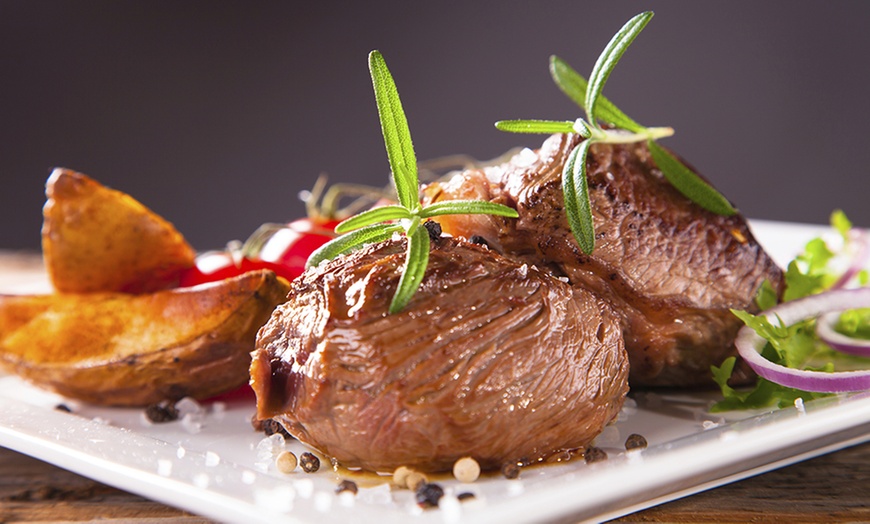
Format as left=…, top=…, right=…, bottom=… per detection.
left=252, top=236, right=628, bottom=472
left=422, top=134, right=784, bottom=387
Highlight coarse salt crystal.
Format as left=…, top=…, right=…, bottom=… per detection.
left=440, top=494, right=462, bottom=523
left=180, top=413, right=203, bottom=434
left=507, top=481, right=525, bottom=496
left=193, top=473, right=210, bottom=489
left=513, top=148, right=538, bottom=167
left=337, top=490, right=355, bottom=508
left=205, top=451, right=221, bottom=467
left=157, top=459, right=172, bottom=477
left=358, top=483, right=392, bottom=506
left=175, top=397, right=203, bottom=417
left=294, top=478, right=314, bottom=499
left=719, top=430, right=738, bottom=442
left=241, top=470, right=257, bottom=485
left=210, top=402, right=226, bottom=419
left=254, top=485, right=295, bottom=513
left=315, top=491, right=334, bottom=511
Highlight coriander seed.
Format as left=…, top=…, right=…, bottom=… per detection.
left=392, top=465, right=413, bottom=487
left=276, top=451, right=298, bottom=474
left=406, top=471, right=428, bottom=491
left=452, top=456, right=481, bottom=483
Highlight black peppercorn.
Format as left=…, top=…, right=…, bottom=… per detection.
left=500, top=462, right=520, bottom=479
left=424, top=220, right=442, bottom=241
left=457, top=492, right=476, bottom=502
left=263, top=419, right=293, bottom=440
left=144, top=402, right=178, bottom=423
left=625, top=433, right=648, bottom=451
left=299, top=452, right=320, bottom=473
left=335, top=479, right=358, bottom=495
left=469, top=235, right=489, bottom=247
left=415, top=482, right=444, bottom=508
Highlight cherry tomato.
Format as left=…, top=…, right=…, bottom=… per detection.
left=179, top=219, right=338, bottom=286
left=257, top=218, right=338, bottom=275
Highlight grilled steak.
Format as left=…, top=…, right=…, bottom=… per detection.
left=423, top=134, right=784, bottom=387
left=251, top=234, right=628, bottom=472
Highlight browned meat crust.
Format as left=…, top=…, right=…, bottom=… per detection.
left=252, top=236, right=628, bottom=472
left=423, top=134, right=784, bottom=387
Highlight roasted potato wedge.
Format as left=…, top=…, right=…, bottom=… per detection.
left=42, top=168, right=196, bottom=293
left=0, top=270, right=290, bottom=406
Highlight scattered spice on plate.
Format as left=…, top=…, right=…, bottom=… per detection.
left=406, top=471, right=428, bottom=491
left=299, top=452, right=320, bottom=473
left=263, top=419, right=293, bottom=440
left=335, top=479, right=358, bottom=495
left=275, top=451, right=298, bottom=474
left=625, top=433, right=648, bottom=451
left=54, top=404, right=72, bottom=413
left=144, top=401, right=179, bottom=423
left=392, top=465, right=413, bottom=487
left=452, top=456, right=481, bottom=483
left=501, top=462, right=521, bottom=479
left=457, top=492, right=476, bottom=502
left=584, top=446, right=608, bottom=463
left=415, top=482, right=444, bottom=508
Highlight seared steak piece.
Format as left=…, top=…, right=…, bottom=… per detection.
left=423, top=134, right=784, bottom=387
left=252, top=235, right=628, bottom=472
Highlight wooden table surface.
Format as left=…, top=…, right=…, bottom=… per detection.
left=1, top=252, right=869, bottom=523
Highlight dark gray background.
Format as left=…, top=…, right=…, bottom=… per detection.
left=2, top=1, right=869, bottom=251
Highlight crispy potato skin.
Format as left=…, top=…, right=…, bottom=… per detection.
left=0, top=270, right=290, bottom=406
left=42, top=168, right=196, bottom=294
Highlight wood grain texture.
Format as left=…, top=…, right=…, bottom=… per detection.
left=0, top=446, right=211, bottom=523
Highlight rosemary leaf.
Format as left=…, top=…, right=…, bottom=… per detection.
left=419, top=200, right=518, bottom=219
left=562, top=141, right=595, bottom=254
left=306, top=222, right=401, bottom=268
left=334, top=205, right=412, bottom=233
left=389, top=226, right=430, bottom=314
left=369, top=50, right=419, bottom=210
left=585, top=11, right=653, bottom=128
left=647, top=140, right=736, bottom=216
left=549, top=55, right=644, bottom=133
left=494, top=119, right=579, bottom=136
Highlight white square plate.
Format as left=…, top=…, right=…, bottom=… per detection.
left=1, top=220, right=868, bottom=523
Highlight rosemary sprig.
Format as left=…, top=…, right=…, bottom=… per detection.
left=495, top=11, right=736, bottom=254
left=307, top=50, right=518, bottom=313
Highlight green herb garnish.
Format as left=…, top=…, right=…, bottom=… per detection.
left=711, top=211, right=868, bottom=411
left=495, top=11, right=735, bottom=253
left=306, top=51, right=518, bottom=313
left=835, top=308, right=870, bottom=339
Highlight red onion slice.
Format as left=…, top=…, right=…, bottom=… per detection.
left=735, top=287, right=870, bottom=393
left=816, top=311, right=870, bottom=357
